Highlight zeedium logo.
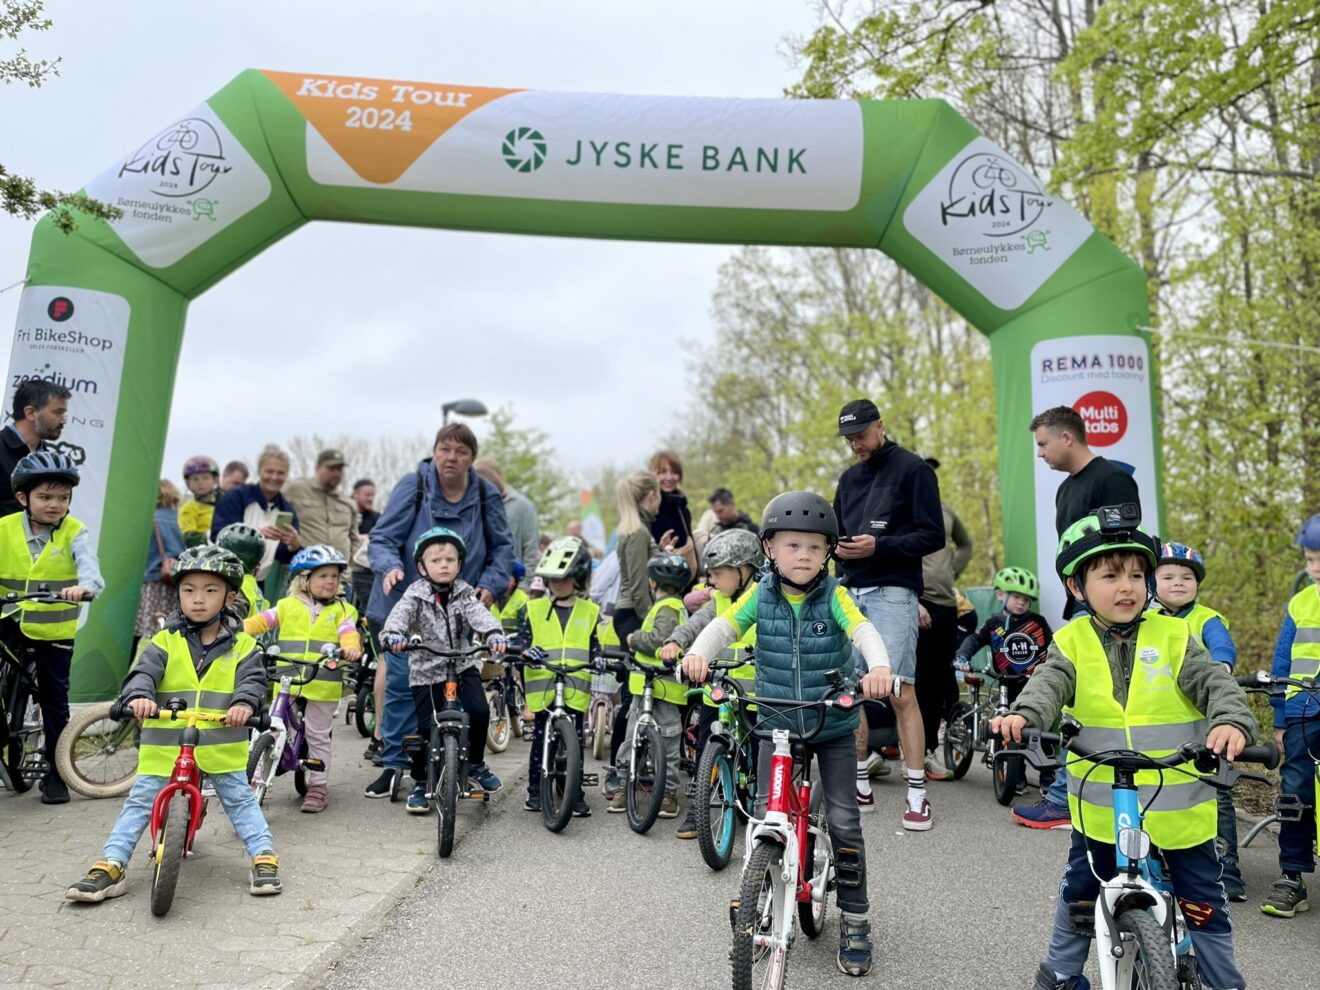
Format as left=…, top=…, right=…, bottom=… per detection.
left=12, top=366, right=99, bottom=394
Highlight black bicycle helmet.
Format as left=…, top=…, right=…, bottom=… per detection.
left=646, top=552, right=692, bottom=591
left=215, top=523, right=265, bottom=572
left=760, top=491, right=839, bottom=545
left=11, top=450, right=80, bottom=495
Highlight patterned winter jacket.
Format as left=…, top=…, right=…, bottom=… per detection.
left=381, top=578, right=502, bottom=687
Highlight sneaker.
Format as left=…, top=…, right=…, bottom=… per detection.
left=249, top=851, right=282, bottom=896
left=406, top=783, right=429, bottom=815
left=300, top=785, right=328, bottom=813
left=1033, top=963, right=1091, bottom=990
left=363, top=738, right=383, bottom=762
left=364, top=768, right=399, bottom=798
left=469, top=762, right=502, bottom=793
left=902, top=794, right=933, bottom=831
left=524, top=792, right=542, bottom=813
left=1261, top=876, right=1309, bottom=918
left=836, top=915, right=872, bottom=977
left=676, top=807, right=700, bottom=839
left=924, top=750, right=954, bottom=782
left=856, top=788, right=875, bottom=813
left=1222, top=877, right=1247, bottom=903
left=1012, top=798, right=1071, bottom=830
left=601, top=767, right=623, bottom=799
left=658, top=793, right=679, bottom=819
left=66, top=860, right=127, bottom=903
left=572, top=800, right=591, bottom=818
left=41, top=774, right=70, bottom=805
left=1015, top=777, right=1028, bottom=796
left=865, top=753, right=892, bottom=779
left=608, top=788, right=628, bottom=813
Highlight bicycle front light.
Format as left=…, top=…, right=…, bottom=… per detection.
left=709, top=686, right=726, bottom=703
left=1117, top=827, right=1151, bottom=862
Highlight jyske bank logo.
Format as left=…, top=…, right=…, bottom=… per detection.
left=503, top=127, right=547, bottom=173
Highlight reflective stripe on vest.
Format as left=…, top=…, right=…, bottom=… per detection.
left=525, top=597, right=599, bottom=714
left=1058, top=614, right=1216, bottom=849
left=138, top=629, right=256, bottom=776
left=0, top=513, right=83, bottom=640
left=271, top=597, right=357, bottom=702
left=1287, top=587, right=1320, bottom=696
left=631, top=597, right=688, bottom=705
left=704, top=589, right=756, bottom=708
left=493, top=588, right=529, bottom=633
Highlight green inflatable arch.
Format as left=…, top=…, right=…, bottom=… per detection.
left=5, top=70, right=1161, bottom=699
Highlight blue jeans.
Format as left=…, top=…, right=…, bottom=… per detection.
left=848, top=586, right=918, bottom=684
left=103, top=770, right=274, bottom=865
left=1044, top=766, right=1070, bottom=807
left=379, top=650, right=418, bottom=772
left=1278, top=717, right=1320, bottom=875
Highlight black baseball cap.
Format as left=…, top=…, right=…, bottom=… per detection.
left=837, top=399, right=881, bottom=436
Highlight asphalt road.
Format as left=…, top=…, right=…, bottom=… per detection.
left=320, top=754, right=1315, bottom=990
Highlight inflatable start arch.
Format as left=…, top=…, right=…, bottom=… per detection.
left=4, top=70, right=1162, bottom=698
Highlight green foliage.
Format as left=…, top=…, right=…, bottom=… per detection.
left=477, top=406, right=573, bottom=530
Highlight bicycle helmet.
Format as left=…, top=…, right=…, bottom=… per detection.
left=760, top=491, right=839, bottom=546
left=1297, top=514, right=1320, bottom=551
left=215, top=523, right=265, bottom=572
left=289, top=544, right=348, bottom=576
left=183, top=455, right=219, bottom=479
left=702, top=528, right=765, bottom=572
left=10, top=450, right=80, bottom=495
left=173, top=544, right=244, bottom=592
left=646, top=552, right=692, bottom=591
left=413, top=526, right=467, bottom=566
left=993, top=566, right=1039, bottom=600
left=536, top=536, right=592, bottom=590
left=1056, top=513, right=1159, bottom=584
left=1155, top=541, right=1205, bottom=582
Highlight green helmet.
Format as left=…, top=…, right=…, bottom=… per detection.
left=536, top=536, right=592, bottom=590
left=215, top=523, right=264, bottom=572
left=1056, top=513, right=1158, bottom=583
left=174, top=544, right=245, bottom=592
left=702, top=528, right=764, bottom=572
left=993, top=566, right=1039, bottom=600
left=413, top=526, right=466, bottom=566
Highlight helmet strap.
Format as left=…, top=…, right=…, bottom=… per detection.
left=773, top=562, right=825, bottom=594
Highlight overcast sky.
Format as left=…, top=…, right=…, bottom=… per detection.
left=0, top=0, right=824, bottom=484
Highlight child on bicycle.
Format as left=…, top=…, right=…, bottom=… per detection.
left=954, top=566, right=1053, bottom=698
left=681, top=491, right=894, bottom=978
left=215, top=522, right=268, bottom=618
left=660, top=527, right=763, bottom=840
left=992, top=510, right=1255, bottom=990
left=0, top=451, right=103, bottom=805
left=514, top=536, right=599, bottom=817
left=379, top=527, right=506, bottom=813
left=66, top=545, right=280, bottom=902
left=491, top=560, right=530, bottom=633
left=243, top=545, right=362, bottom=814
left=1261, top=513, right=1320, bottom=919
left=1147, top=541, right=1247, bottom=902
left=177, top=456, right=222, bottom=548
left=609, top=552, right=693, bottom=820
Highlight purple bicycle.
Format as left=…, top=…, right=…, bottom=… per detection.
left=246, top=647, right=340, bottom=806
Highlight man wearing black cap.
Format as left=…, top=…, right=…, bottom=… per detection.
left=833, top=400, right=945, bottom=830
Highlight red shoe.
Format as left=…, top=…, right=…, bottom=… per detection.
left=856, top=787, right=876, bottom=813
left=902, top=794, right=932, bottom=831
left=1012, top=799, right=1071, bottom=830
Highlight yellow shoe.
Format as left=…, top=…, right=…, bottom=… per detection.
left=66, top=860, right=127, bottom=903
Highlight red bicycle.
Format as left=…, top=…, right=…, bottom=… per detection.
left=108, top=697, right=268, bottom=916
left=719, top=671, right=858, bottom=990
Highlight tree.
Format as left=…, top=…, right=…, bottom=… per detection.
left=2, top=0, right=120, bottom=232
left=281, top=432, right=430, bottom=504
left=477, top=406, right=574, bottom=530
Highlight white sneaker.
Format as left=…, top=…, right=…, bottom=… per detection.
left=924, top=750, right=954, bottom=782
left=865, top=753, right=892, bottom=779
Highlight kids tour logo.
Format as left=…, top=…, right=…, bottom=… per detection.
left=47, top=297, right=74, bottom=322
left=503, top=127, right=547, bottom=173
left=117, top=117, right=233, bottom=198
left=939, top=151, right=1053, bottom=241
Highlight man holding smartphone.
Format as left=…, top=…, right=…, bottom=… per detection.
left=833, top=399, right=946, bottom=830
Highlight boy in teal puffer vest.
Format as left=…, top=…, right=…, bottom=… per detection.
left=682, top=491, right=893, bottom=978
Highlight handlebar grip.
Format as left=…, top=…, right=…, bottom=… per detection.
left=1235, top=673, right=1264, bottom=687
left=1235, top=743, right=1280, bottom=770
left=250, top=710, right=272, bottom=733
left=108, top=698, right=132, bottom=721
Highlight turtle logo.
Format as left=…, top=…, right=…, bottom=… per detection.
left=503, top=127, right=547, bottom=173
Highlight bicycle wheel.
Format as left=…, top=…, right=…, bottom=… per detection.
left=942, top=701, right=975, bottom=780
left=150, top=791, right=190, bottom=917
left=540, top=715, right=581, bottom=833
left=798, top=789, right=831, bottom=938
left=731, top=840, right=789, bottom=990
left=293, top=734, right=309, bottom=797
left=4, top=688, right=33, bottom=793
left=511, top=683, right=527, bottom=738
left=993, top=747, right=1021, bottom=806
left=485, top=686, right=511, bottom=754
left=626, top=723, right=667, bottom=835
left=1114, top=908, right=1180, bottom=990
left=354, top=686, right=375, bottom=738
left=681, top=701, right=701, bottom=773
left=245, top=733, right=278, bottom=807
left=435, top=733, right=460, bottom=858
left=695, top=738, right=737, bottom=870
left=55, top=701, right=138, bottom=799
left=591, top=701, right=608, bottom=762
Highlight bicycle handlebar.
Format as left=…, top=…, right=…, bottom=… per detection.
left=724, top=674, right=859, bottom=744
left=1237, top=671, right=1318, bottom=694
left=1009, top=724, right=1280, bottom=780
left=1, top=587, right=96, bottom=604
left=108, top=697, right=272, bottom=732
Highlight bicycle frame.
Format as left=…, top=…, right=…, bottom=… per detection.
left=147, top=706, right=229, bottom=857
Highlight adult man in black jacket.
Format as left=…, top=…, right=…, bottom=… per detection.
left=833, top=400, right=946, bottom=831
left=0, top=381, right=71, bottom=517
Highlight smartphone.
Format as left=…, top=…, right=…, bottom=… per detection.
left=274, top=511, right=294, bottom=530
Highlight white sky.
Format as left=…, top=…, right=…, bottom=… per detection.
left=0, top=0, right=824, bottom=483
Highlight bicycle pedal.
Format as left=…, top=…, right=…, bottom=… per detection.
left=1275, top=794, right=1307, bottom=822
left=302, top=759, right=326, bottom=772
left=582, top=773, right=599, bottom=787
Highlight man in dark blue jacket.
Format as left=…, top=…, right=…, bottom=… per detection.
left=362, top=423, right=514, bottom=799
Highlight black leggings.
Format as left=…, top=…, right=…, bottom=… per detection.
left=409, top=668, right=489, bottom=780
left=915, top=600, right=959, bottom=753
left=608, top=607, right=647, bottom=766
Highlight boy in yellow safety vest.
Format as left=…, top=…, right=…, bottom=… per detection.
left=216, top=522, right=269, bottom=618
left=514, top=536, right=599, bottom=817
left=993, top=510, right=1255, bottom=990
left=66, top=545, right=280, bottom=902
left=0, top=451, right=102, bottom=805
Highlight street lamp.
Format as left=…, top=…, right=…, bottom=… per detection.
left=442, top=398, right=488, bottom=424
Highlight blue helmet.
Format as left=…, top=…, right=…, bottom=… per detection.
left=1156, top=541, right=1205, bottom=582
left=1298, top=514, right=1320, bottom=551
left=289, top=544, right=348, bottom=576
left=413, top=526, right=467, bottom=566
left=511, top=559, right=526, bottom=582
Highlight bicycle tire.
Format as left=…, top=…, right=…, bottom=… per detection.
left=943, top=701, right=976, bottom=780
left=511, top=683, right=527, bottom=738
left=4, top=687, right=33, bottom=793
left=591, top=701, right=608, bottom=762
left=294, top=734, right=309, bottom=797
left=150, top=791, right=190, bottom=917
left=540, top=715, right=581, bottom=833
left=1114, top=908, right=1180, bottom=990
left=245, top=733, right=278, bottom=807
left=993, top=748, right=1021, bottom=806
left=681, top=700, right=701, bottom=773
left=55, top=701, right=137, bottom=799
left=436, top=733, right=460, bottom=858
left=485, top=687, right=511, bottom=754
left=354, top=686, right=375, bottom=738
left=731, top=840, right=789, bottom=990
left=695, top=738, right=737, bottom=870
left=626, top=723, right=667, bottom=834
left=798, top=788, right=831, bottom=938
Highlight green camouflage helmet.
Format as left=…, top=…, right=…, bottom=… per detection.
left=1056, top=514, right=1158, bottom=583
left=702, top=528, right=764, bottom=572
left=174, top=544, right=245, bottom=592
left=993, top=566, right=1039, bottom=600
left=215, top=523, right=265, bottom=572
